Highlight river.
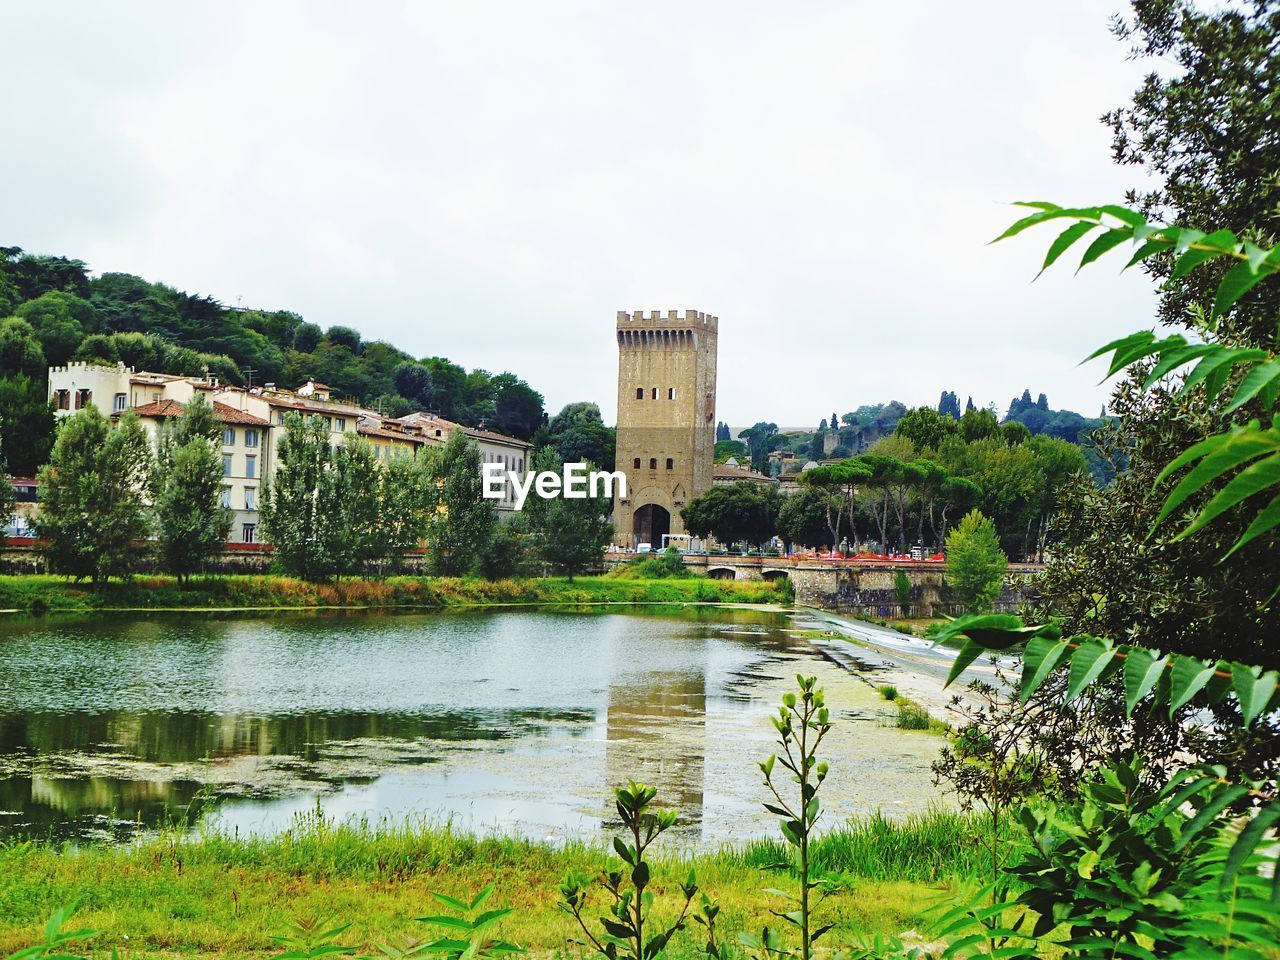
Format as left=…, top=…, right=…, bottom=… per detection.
left=0, top=606, right=949, bottom=846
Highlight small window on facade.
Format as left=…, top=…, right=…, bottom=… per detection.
left=325, top=417, right=333, bottom=430
left=335, top=418, right=346, bottom=431
left=243, top=523, right=257, bottom=543
left=56, top=390, right=69, bottom=410
left=245, top=455, right=257, bottom=479
left=635, top=387, right=644, bottom=400
left=222, top=455, right=233, bottom=477
left=245, top=429, right=259, bottom=448
left=113, top=393, right=127, bottom=413
left=651, top=387, right=658, bottom=400
left=668, top=388, right=675, bottom=400
left=666, top=458, right=674, bottom=469
left=649, top=458, right=657, bottom=470
left=245, top=487, right=256, bottom=510
left=633, top=457, right=641, bottom=469
left=277, top=411, right=287, bottom=425
left=222, top=428, right=236, bottom=446
left=220, top=486, right=231, bottom=508
left=75, top=388, right=91, bottom=410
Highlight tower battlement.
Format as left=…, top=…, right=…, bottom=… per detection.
left=616, top=309, right=718, bottom=332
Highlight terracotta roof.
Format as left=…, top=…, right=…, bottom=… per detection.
left=129, top=399, right=270, bottom=426
left=713, top=463, right=777, bottom=483
left=357, top=423, right=426, bottom=444
left=462, top=425, right=531, bottom=448
left=395, top=413, right=530, bottom=449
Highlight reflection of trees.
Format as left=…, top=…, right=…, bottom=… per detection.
left=0, top=707, right=580, bottom=840
left=605, top=672, right=706, bottom=828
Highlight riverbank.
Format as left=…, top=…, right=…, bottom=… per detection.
left=0, top=810, right=993, bottom=959
left=0, top=573, right=786, bottom=614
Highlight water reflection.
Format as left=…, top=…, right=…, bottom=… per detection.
left=0, top=607, right=945, bottom=844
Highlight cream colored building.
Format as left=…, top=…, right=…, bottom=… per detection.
left=613, top=309, right=719, bottom=548
left=398, top=412, right=531, bottom=516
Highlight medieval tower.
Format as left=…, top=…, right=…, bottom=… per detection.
left=614, top=309, right=718, bottom=548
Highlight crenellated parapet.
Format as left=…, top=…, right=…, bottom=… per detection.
left=616, top=309, right=718, bottom=331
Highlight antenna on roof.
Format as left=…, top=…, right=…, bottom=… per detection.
left=242, top=367, right=258, bottom=388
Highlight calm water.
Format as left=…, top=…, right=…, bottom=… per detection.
left=0, top=607, right=946, bottom=846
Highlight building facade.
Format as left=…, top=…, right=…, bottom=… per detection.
left=613, top=309, right=718, bottom=548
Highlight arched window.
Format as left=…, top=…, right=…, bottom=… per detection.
left=667, top=388, right=675, bottom=400
left=665, top=458, right=674, bottom=469
left=649, top=458, right=657, bottom=470
left=636, top=387, right=644, bottom=399
left=651, top=387, right=658, bottom=399
left=633, top=457, right=641, bottom=469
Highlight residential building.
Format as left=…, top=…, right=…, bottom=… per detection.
left=397, top=412, right=531, bottom=515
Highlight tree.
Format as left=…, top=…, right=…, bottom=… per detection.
left=336, top=436, right=384, bottom=575
left=36, top=407, right=153, bottom=586
left=999, top=420, right=1031, bottom=446
left=714, top=439, right=747, bottom=461
left=14, top=290, right=96, bottom=365
left=489, top=373, right=544, bottom=440
left=376, top=451, right=431, bottom=573
left=959, top=406, right=998, bottom=442
left=895, top=406, right=958, bottom=451
left=0, top=318, right=46, bottom=380
left=260, top=414, right=354, bottom=581
left=800, top=459, right=871, bottom=548
left=424, top=429, right=497, bottom=576
left=681, top=482, right=779, bottom=549
left=0, top=375, right=55, bottom=476
left=945, top=508, right=1006, bottom=614
left=154, top=395, right=231, bottom=583
left=739, top=422, right=779, bottom=472
left=776, top=488, right=830, bottom=550
left=938, top=390, right=961, bottom=419
left=543, top=402, right=615, bottom=470
left=325, top=325, right=362, bottom=353
left=523, top=447, right=613, bottom=579
left=715, top=421, right=730, bottom=442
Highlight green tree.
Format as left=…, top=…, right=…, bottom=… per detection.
left=376, top=451, right=432, bottom=573
left=800, top=459, right=871, bottom=547
left=0, top=318, right=46, bottom=379
left=895, top=405, right=958, bottom=451
left=424, top=429, right=497, bottom=576
left=522, top=448, right=612, bottom=579
left=260, top=414, right=353, bottom=581
left=944, top=508, right=1006, bottom=614
left=681, top=482, right=779, bottom=550
left=14, top=290, right=95, bottom=365
left=776, top=488, right=830, bottom=550
left=543, top=402, right=614, bottom=470
left=154, top=395, right=231, bottom=584
left=959, top=406, right=998, bottom=442
left=0, top=375, right=56, bottom=476
left=36, top=407, right=153, bottom=586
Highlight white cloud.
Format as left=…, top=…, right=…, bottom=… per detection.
left=1, top=0, right=1159, bottom=424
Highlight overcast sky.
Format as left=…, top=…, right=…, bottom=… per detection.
left=3, top=2, right=1162, bottom=428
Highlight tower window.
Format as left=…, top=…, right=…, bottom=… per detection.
left=652, top=387, right=658, bottom=399
left=665, top=458, right=674, bottom=469
left=668, top=388, right=675, bottom=400
left=633, top=457, right=641, bottom=469
left=649, top=458, right=657, bottom=470
left=635, top=387, right=643, bottom=400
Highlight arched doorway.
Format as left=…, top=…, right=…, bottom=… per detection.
left=633, top=503, right=671, bottom=548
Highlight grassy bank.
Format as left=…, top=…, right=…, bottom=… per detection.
left=0, top=810, right=995, bottom=959
left=0, top=573, right=786, bottom=613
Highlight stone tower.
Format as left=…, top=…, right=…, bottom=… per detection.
left=614, top=309, right=718, bottom=548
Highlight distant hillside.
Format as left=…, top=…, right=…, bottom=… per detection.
left=0, top=246, right=546, bottom=439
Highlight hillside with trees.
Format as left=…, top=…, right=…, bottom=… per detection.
left=0, top=246, right=548, bottom=473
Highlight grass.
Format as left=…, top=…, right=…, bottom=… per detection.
left=0, top=573, right=786, bottom=614
left=0, top=810, right=993, bottom=960
left=877, top=684, right=899, bottom=701
left=895, top=701, right=950, bottom=735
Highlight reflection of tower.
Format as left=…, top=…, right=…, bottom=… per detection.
left=604, top=671, right=706, bottom=831
left=614, top=310, right=719, bottom=548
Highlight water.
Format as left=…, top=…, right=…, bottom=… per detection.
left=0, top=607, right=947, bottom=846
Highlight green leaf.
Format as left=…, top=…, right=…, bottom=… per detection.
left=1125, top=237, right=1174, bottom=269
left=1153, top=427, right=1276, bottom=528
left=1082, top=330, right=1155, bottom=366
left=1214, top=258, right=1273, bottom=318
left=944, top=639, right=988, bottom=687
left=1124, top=649, right=1167, bottom=715
left=991, top=206, right=1100, bottom=243
left=1154, top=430, right=1236, bottom=487
left=1171, top=227, right=1207, bottom=257
left=1220, top=802, right=1280, bottom=894
left=1099, top=204, right=1145, bottom=227
left=1140, top=341, right=1216, bottom=390
left=1077, top=849, right=1100, bottom=879
left=1168, top=656, right=1216, bottom=715
left=1021, top=636, right=1070, bottom=701
left=1225, top=359, right=1280, bottom=413
left=1176, top=452, right=1280, bottom=540
left=1038, top=221, right=1098, bottom=276
left=1077, top=229, right=1133, bottom=272
left=1222, top=492, right=1280, bottom=559
left=1065, top=639, right=1117, bottom=704
left=1176, top=784, right=1250, bottom=851
left=1232, top=662, right=1280, bottom=727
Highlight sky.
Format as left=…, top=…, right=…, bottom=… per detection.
left=2, top=1, right=1163, bottom=428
